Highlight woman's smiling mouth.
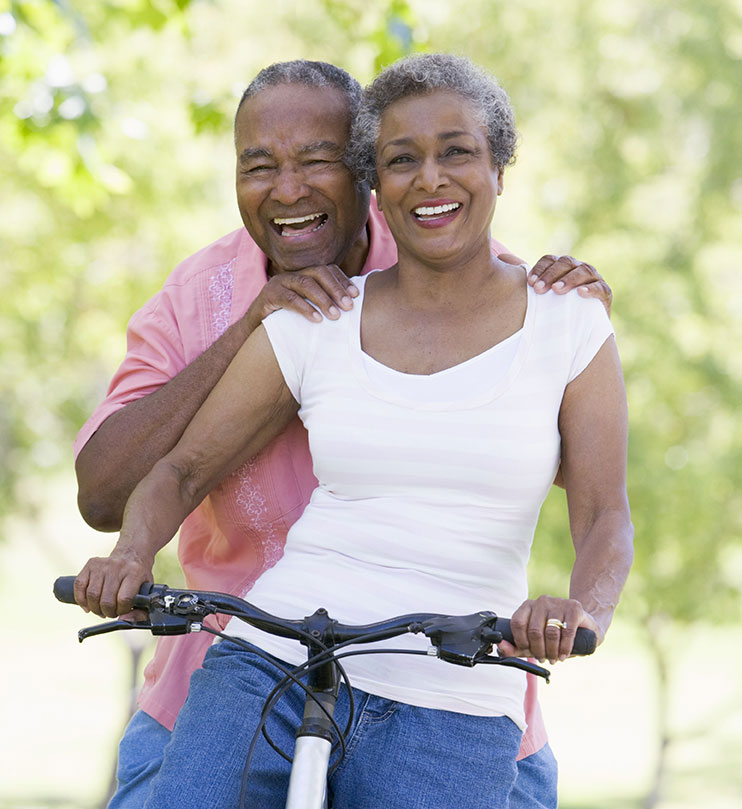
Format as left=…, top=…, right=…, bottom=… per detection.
left=412, top=201, right=462, bottom=227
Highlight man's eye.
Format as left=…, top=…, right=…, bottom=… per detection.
left=243, top=164, right=274, bottom=174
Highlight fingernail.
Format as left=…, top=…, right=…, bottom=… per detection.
left=328, top=306, right=339, bottom=318
left=534, top=280, right=546, bottom=292
left=553, top=281, right=565, bottom=291
left=559, top=654, right=567, bottom=662
left=348, top=285, right=360, bottom=297
left=578, top=286, right=589, bottom=294
left=528, top=274, right=538, bottom=285
left=341, top=296, right=353, bottom=308
left=312, top=311, right=322, bottom=322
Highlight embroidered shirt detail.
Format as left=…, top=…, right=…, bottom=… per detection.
left=208, top=258, right=236, bottom=339
left=234, top=457, right=283, bottom=570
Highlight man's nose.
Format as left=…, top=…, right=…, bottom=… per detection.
left=270, top=165, right=310, bottom=205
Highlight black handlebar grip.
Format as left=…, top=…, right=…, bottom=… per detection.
left=53, top=577, right=157, bottom=605
left=53, top=576, right=78, bottom=604
left=497, top=618, right=596, bottom=656
left=572, top=627, right=597, bottom=656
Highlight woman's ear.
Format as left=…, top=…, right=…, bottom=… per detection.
left=374, top=185, right=382, bottom=211
left=497, top=168, right=504, bottom=196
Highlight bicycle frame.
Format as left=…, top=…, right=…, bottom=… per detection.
left=285, top=655, right=339, bottom=809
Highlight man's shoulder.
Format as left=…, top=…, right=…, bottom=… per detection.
left=163, top=227, right=265, bottom=289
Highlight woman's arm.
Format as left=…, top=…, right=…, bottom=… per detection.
left=505, top=336, right=634, bottom=663
left=74, top=325, right=299, bottom=618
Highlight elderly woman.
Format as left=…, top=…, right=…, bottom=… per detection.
left=75, top=54, right=633, bottom=808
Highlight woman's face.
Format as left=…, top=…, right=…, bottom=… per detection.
left=374, top=89, right=503, bottom=268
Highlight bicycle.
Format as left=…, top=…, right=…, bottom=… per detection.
left=54, top=576, right=596, bottom=809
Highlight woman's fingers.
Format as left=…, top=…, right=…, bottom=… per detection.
left=503, top=595, right=599, bottom=664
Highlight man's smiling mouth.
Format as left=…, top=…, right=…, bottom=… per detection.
left=272, top=212, right=329, bottom=237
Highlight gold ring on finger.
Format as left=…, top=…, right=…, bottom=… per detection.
left=546, top=618, right=567, bottom=631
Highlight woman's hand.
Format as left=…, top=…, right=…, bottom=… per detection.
left=73, top=543, right=154, bottom=618
left=498, top=594, right=603, bottom=665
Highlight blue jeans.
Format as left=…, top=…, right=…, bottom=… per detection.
left=111, top=641, right=557, bottom=808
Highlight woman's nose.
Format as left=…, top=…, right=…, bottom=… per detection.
left=414, top=157, right=448, bottom=192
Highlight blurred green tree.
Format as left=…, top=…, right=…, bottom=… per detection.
left=1, top=1, right=740, bottom=805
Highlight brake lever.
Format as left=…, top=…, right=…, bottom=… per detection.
left=77, top=609, right=196, bottom=643
left=474, top=654, right=551, bottom=682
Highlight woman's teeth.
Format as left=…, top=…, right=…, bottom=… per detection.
left=413, top=203, right=461, bottom=218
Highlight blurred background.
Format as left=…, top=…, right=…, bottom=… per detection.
left=1, top=0, right=741, bottom=806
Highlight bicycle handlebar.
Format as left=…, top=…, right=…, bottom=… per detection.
left=53, top=576, right=597, bottom=658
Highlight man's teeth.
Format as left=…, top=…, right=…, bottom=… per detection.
left=273, top=213, right=323, bottom=226
left=414, top=203, right=461, bottom=217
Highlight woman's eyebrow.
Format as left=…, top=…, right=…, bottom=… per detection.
left=381, top=130, right=476, bottom=150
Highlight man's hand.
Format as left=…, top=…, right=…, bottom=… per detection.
left=74, top=546, right=154, bottom=618
left=248, top=264, right=359, bottom=326
left=524, top=254, right=612, bottom=317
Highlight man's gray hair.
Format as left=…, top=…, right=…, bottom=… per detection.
left=347, top=53, right=518, bottom=186
left=236, top=60, right=363, bottom=124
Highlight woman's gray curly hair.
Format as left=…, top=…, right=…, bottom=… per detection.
left=348, top=53, right=518, bottom=187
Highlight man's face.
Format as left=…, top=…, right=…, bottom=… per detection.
left=235, top=83, right=370, bottom=274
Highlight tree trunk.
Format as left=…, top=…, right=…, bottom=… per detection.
left=643, top=615, right=672, bottom=809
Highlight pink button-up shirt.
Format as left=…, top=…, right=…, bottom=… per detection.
left=74, top=202, right=546, bottom=758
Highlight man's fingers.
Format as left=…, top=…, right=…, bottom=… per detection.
left=73, top=567, right=91, bottom=614
left=497, top=252, right=526, bottom=266
left=578, top=280, right=613, bottom=316
left=527, top=254, right=560, bottom=287
left=529, top=255, right=585, bottom=290
left=263, top=265, right=359, bottom=322
left=527, top=255, right=612, bottom=315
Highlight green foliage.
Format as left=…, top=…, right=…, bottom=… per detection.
left=1, top=0, right=740, bottom=633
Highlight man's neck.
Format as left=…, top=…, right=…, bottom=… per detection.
left=266, top=223, right=371, bottom=279
left=339, top=223, right=370, bottom=278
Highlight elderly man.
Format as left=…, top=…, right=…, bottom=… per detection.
left=75, top=60, right=610, bottom=808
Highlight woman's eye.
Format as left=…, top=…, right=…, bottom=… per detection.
left=445, top=147, right=471, bottom=158
left=388, top=155, right=413, bottom=166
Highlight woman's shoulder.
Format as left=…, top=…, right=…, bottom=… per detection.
left=530, top=284, right=608, bottom=322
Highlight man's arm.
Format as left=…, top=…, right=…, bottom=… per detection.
left=75, top=325, right=299, bottom=617
left=76, top=265, right=357, bottom=532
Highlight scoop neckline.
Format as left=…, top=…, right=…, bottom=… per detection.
left=348, top=271, right=536, bottom=410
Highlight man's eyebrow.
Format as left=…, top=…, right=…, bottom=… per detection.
left=239, top=147, right=273, bottom=163
left=298, top=140, right=343, bottom=155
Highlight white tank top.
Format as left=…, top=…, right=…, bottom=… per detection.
left=226, top=273, right=614, bottom=728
